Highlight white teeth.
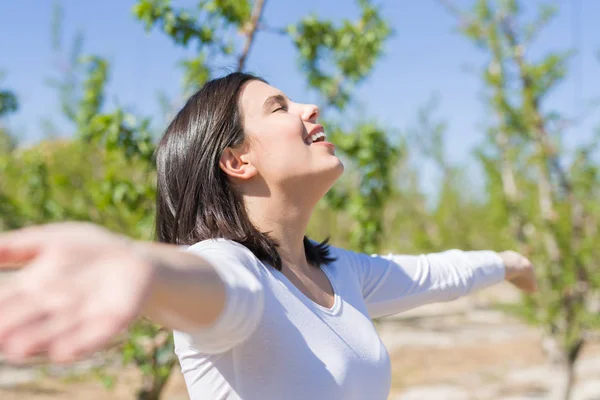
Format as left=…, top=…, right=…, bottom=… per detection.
left=309, top=131, right=326, bottom=143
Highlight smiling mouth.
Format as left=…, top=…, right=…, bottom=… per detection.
left=305, top=130, right=327, bottom=145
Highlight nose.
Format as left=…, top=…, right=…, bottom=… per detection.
left=301, top=103, right=320, bottom=123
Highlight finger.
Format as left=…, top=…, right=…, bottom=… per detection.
left=0, top=283, right=21, bottom=309
left=0, top=295, right=47, bottom=342
left=0, top=262, right=27, bottom=271
left=523, top=268, right=537, bottom=292
left=2, top=312, right=80, bottom=361
left=49, top=317, right=129, bottom=363
left=529, top=274, right=538, bottom=292
left=512, top=274, right=537, bottom=293
left=0, top=226, right=46, bottom=269
left=0, top=255, right=59, bottom=310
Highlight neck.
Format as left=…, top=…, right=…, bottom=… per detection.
left=243, top=192, right=315, bottom=271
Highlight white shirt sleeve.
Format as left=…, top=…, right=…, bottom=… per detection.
left=174, top=240, right=265, bottom=354
left=342, top=248, right=505, bottom=318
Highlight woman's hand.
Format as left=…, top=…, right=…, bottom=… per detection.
left=0, top=222, right=154, bottom=364
left=498, top=250, right=537, bottom=293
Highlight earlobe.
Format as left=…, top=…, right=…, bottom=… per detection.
left=219, top=148, right=257, bottom=180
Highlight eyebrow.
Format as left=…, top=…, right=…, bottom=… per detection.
left=262, top=94, right=288, bottom=112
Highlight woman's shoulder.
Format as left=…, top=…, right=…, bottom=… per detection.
left=186, top=237, right=251, bottom=253
left=320, top=243, right=365, bottom=275
left=184, top=238, right=263, bottom=271
left=324, top=244, right=387, bottom=278
left=323, top=243, right=362, bottom=262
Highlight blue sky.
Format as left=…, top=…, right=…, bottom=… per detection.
left=1, top=0, right=598, bottom=193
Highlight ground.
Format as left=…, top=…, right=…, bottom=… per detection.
left=1, top=283, right=599, bottom=400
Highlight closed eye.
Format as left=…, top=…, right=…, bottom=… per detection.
left=264, top=94, right=290, bottom=114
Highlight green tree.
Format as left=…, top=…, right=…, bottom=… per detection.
left=0, top=75, right=21, bottom=230
left=443, top=1, right=600, bottom=398
left=0, top=70, right=18, bottom=118
left=0, top=71, right=19, bottom=154
left=0, top=90, right=18, bottom=119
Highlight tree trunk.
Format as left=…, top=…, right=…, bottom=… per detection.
left=543, top=336, right=576, bottom=400
left=136, top=364, right=174, bottom=400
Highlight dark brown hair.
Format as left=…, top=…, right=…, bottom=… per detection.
left=155, top=72, right=334, bottom=270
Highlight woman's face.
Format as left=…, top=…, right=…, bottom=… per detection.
left=238, top=80, right=344, bottom=196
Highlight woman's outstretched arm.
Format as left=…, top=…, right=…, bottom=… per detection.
left=340, top=246, right=536, bottom=319
left=0, top=222, right=263, bottom=363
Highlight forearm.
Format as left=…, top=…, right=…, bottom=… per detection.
left=133, top=241, right=227, bottom=332
left=357, top=248, right=506, bottom=318
left=400, top=249, right=533, bottom=299
left=412, top=249, right=506, bottom=300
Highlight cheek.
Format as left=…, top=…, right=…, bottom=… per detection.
left=251, top=132, right=305, bottom=162
left=245, top=120, right=309, bottom=179
left=250, top=142, right=309, bottom=183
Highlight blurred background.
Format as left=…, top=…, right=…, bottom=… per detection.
left=1, top=0, right=599, bottom=399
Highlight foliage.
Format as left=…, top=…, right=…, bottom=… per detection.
left=0, top=90, right=18, bottom=118
left=443, top=0, right=600, bottom=398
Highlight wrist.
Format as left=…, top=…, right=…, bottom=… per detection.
left=129, top=241, right=162, bottom=315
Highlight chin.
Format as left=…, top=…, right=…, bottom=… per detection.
left=328, top=158, right=345, bottom=179
left=317, top=160, right=344, bottom=190
left=282, top=162, right=344, bottom=202
left=334, top=158, right=345, bottom=174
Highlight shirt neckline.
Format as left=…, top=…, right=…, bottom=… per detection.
left=272, top=265, right=342, bottom=316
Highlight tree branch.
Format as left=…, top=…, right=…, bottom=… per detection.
left=237, top=0, right=267, bottom=72
left=501, top=16, right=572, bottom=197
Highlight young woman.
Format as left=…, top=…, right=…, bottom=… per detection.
left=0, top=72, right=535, bottom=400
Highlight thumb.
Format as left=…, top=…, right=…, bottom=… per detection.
left=0, top=226, right=46, bottom=271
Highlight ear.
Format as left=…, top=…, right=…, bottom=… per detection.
left=219, top=147, right=257, bottom=180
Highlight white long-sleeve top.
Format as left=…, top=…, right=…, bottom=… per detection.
left=174, top=239, right=505, bottom=400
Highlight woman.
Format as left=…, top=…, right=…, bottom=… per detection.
left=0, top=72, right=535, bottom=400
